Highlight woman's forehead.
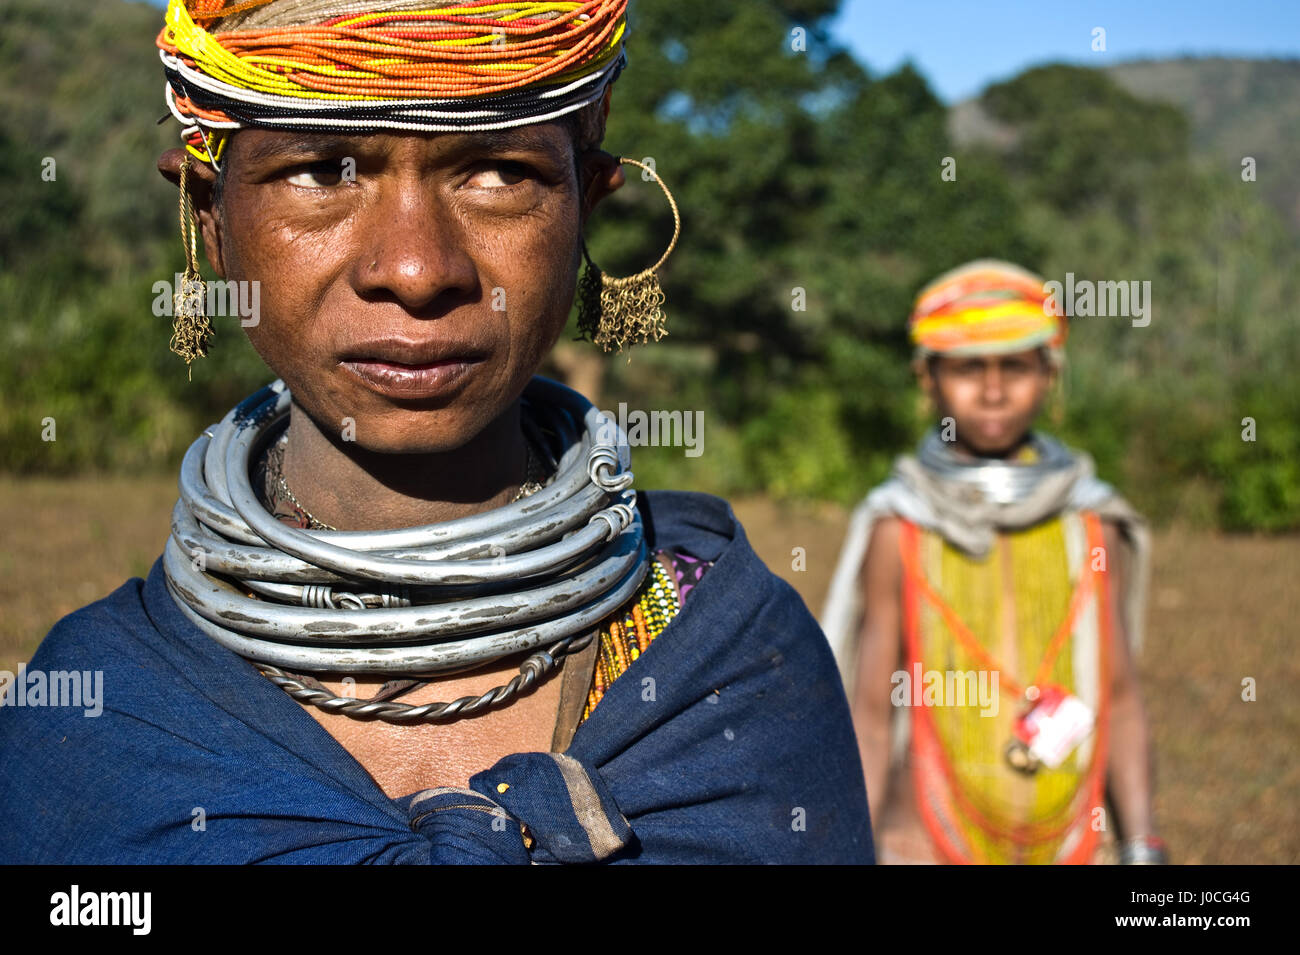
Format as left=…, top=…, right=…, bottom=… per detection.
left=231, top=124, right=574, bottom=163
left=936, top=347, right=1049, bottom=366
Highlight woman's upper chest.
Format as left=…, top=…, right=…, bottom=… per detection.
left=304, top=662, right=569, bottom=798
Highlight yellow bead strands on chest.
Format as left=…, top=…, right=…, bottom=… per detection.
left=900, top=513, right=1112, bottom=864
left=582, top=554, right=680, bottom=721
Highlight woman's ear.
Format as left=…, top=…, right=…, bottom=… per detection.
left=157, top=148, right=228, bottom=279
left=578, top=149, right=625, bottom=227
left=913, top=355, right=939, bottom=422
left=914, top=355, right=936, bottom=401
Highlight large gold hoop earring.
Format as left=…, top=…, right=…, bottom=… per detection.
left=576, top=157, right=681, bottom=353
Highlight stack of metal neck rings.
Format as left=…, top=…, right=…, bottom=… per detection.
left=163, top=376, right=647, bottom=724
left=915, top=428, right=1077, bottom=506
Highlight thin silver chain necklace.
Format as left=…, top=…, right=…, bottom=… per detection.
left=273, top=433, right=545, bottom=531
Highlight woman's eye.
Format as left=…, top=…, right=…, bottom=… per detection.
left=286, top=161, right=345, bottom=188
left=468, top=161, right=532, bottom=188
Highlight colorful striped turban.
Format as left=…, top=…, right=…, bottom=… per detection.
left=157, top=0, right=629, bottom=166
left=908, top=259, right=1066, bottom=361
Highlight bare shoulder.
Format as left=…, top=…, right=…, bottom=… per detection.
left=860, top=515, right=903, bottom=592
left=870, top=514, right=902, bottom=544
left=864, top=515, right=902, bottom=561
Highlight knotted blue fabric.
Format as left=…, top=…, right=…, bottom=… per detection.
left=0, top=491, right=873, bottom=864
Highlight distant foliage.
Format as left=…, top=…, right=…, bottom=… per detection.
left=1107, top=58, right=1300, bottom=235
left=1, top=1, right=1296, bottom=530
left=0, top=0, right=285, bottom=473
left=1210, top=391, right=1300, bottom=533
left=971, top=65, right=1300, bottom=531
left=593, top=1, right=1037, bottom=506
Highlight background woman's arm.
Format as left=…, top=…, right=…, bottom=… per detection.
left=851, top=516, right=904, bottom=825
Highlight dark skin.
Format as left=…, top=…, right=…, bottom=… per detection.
left=156, top=100, right=628, bottom=795
left=853, top=348, right=1158, bottom=861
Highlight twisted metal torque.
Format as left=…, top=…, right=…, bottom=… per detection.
left=163, top=375, right=647, bottom=722
left=256, top=630, right=594, bottom=724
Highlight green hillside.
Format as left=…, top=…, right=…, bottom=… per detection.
left=1109, top=58, right=1300, bottom=232
left=952, top=57, right=1300, bottom=233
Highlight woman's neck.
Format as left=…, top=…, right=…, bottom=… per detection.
left=279, top=399, right=529, bottom=531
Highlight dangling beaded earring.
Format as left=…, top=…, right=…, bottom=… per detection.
left=1048, top=368, right=1067, bottom=427
left=1047, top=351, right=1068, bottom=427
left=170, top=156, right=213, bottom=378
left=913, top=355, right=937, bottom=426
left=576, top=157, right=681, bottom=353
left=915, top=388, right=936, bottom=426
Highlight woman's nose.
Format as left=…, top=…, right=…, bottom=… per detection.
left=351, top=176, right=478, bottom=313
left=981, top=364, right=1004, bottom=400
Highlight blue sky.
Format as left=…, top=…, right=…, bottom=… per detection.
left=829, top=0, right=1300, bottom=103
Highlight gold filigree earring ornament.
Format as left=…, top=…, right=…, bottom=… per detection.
left=170, top=156, right=213, bottom=377
left=576, top=157, right=682, bottom=353
left=1047, top=355, right=1067, bottom=427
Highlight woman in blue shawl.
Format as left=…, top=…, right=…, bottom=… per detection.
left=0, top=0, right=871, bottom=865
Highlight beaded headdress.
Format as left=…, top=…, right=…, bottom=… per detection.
left=158, top=0, right=628, bottom=166
left=909, top=259, right=1066, bottom=362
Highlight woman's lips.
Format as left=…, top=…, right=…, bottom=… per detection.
left=340, top=357, right=482, bottom=400
left=972, top=416, right=1015, bottom=437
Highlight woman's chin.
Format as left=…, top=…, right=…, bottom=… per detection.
left=960, top=427, right=1030, bottom=459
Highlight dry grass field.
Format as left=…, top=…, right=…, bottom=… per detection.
left=1, top=476, right=1296, bottom=863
